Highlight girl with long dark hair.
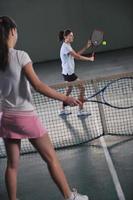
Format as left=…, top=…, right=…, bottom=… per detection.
left=0, top=16, right=89, bottom=200
left=59, top=30, right=94, bottom=116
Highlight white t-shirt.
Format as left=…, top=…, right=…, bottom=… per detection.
left=0, top=48, right=34, bottom=112
left=60, top=42, right=75, bottom=75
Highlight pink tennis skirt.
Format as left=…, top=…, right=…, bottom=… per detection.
left=0, top=111, right=48, bottom=139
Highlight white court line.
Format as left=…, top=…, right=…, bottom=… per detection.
left=100, top=136, right=126, bottom=200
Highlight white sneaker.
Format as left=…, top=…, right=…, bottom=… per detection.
left=77, top=109, right=91, bottom=117
left=59, top=110, right=72, bottom=116
left=66, top=189, right=89, bottom=200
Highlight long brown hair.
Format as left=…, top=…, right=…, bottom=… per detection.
left=58, top=29, right=72, bottom=42
left=0, top=16, right=17, bottom=71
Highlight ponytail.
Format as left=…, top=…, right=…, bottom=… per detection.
left=0, top=23, right=9, bottom=71
left=0, top=16, right=17, bottom=71
left=58, top=29, right=72, bottom=42
left=59, top=31, right=64, bottom=42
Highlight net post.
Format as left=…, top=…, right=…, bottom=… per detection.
left=92, top=79, right=108, bottom=135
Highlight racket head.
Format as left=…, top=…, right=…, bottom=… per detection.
left=91, top=29, right=104, bottom=47
left=103, top=77, right=133, bottom=109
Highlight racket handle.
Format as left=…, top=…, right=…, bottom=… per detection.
left=92, top=52, right=95, bottom=57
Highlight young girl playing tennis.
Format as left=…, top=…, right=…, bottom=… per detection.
left=0, top=16, right=89, bottom=200
left=59, top=30, right=94, bottom=116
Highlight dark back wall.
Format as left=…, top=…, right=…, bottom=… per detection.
left=0, top=0, right=133, bottom=62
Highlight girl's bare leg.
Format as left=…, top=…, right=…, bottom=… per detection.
left=4, top=139, right=21, bottom=200
left=29, top=134, right=71, bottom=199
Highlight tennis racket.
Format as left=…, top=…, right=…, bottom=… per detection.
left=85, top=77, right=133, bottom=109
left=91, top=29, right=104, bottom=56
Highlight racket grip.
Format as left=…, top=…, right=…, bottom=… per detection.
left=92, top=52, right=95, bottom=57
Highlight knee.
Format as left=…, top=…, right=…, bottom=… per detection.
left=45, top=153, right=58, bottom=167
left=7, top=159, right=19, bottom=171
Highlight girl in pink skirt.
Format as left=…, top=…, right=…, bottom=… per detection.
left=0, top=16, right=88, bottom=200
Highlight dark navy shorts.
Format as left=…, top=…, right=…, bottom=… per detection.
left=63, top=73, right=78, bottom=82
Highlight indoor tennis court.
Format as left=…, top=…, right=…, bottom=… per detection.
left=0, top=1, right=133, bottom=200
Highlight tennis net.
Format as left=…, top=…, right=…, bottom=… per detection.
left=0, top=72, right=133, bottom=157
